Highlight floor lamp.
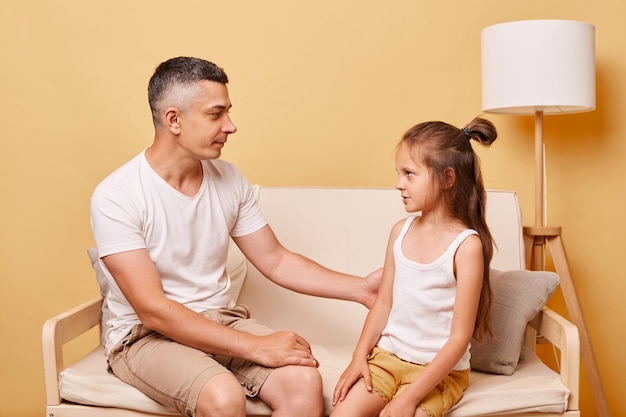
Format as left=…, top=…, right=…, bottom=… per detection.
left=481, top=20, right=610, bottom=417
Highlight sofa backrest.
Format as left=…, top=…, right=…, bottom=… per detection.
left=237, top=187, right=525, bottom=346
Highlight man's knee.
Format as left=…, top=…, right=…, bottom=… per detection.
left=269, top=364, right=322, bottom=393
left=299, top=365, right=323, bottom=392
left=195, top=373, right=246, bottom=417
left=259, top=365, right=324, bottom=416
left=288, top=366, right=324, bottom=416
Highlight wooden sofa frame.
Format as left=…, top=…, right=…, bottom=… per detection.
left=42, top=187, right=581, bottom=417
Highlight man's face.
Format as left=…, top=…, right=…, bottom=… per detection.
left=177, top=80, right=237, bottom=160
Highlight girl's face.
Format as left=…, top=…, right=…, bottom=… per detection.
left=394, top=141, right=434, bottom=213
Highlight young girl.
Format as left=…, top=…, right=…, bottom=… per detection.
left=331, top=117, right=497, bottom=417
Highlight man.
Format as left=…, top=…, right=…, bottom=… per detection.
left=90, top=56, right=380, bottom=417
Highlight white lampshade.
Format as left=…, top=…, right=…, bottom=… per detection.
left=481, top=19, right=595, bottom=115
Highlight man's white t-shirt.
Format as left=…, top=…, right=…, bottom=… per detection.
left=90, top=151, right=267, bottom=354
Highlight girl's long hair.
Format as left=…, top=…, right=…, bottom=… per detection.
left=400, top=117, right=497, bottom=341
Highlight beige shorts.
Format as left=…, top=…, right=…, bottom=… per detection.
left=365, top=346, right=470, bottom=417
left=108, top=305, right=273, bottom=417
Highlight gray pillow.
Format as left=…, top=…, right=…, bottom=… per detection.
left=469, top=268, right=560, bottom=375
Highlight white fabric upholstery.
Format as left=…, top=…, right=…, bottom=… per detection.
left=60, top=345, right=567, bottom=416
left=57, top=187, right=572, bottom=416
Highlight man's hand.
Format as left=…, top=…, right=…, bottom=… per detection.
left=250, top=331, right=319, bottom=368
left=361, top=267, right=383, bottom=308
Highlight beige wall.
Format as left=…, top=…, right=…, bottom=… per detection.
left=1, top=1, right=624, bottom=416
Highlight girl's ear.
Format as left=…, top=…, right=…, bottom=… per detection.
left=442, top=167, right=456, bottom=190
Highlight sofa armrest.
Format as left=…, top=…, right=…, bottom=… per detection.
left=528, top=306, right=580, bottom=411
left=42, top=297, right=103, bottom=405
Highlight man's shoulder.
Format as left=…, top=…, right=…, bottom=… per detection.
left=93, top=152, right=145, bottom=197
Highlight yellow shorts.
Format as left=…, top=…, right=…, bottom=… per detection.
left=365, top=346, right=469, bottom=417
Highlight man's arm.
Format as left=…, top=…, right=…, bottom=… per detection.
left=233, top=224, right=380, bottom=308
left=102, top=248, right=317, bottom=367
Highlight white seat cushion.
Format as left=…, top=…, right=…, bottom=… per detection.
left=60, top=347, right=178, bottom=415
left=60, top=345, right=568, bottom=416
left=448, top=348, right=569, bottom=416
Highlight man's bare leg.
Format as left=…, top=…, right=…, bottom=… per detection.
left=196, top=373, right=247, bottom=417
left=258, top=365, right=324, bottom=417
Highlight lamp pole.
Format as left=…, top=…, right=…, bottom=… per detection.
left=524, top=109, right=610, bottom=416
left=530, top=110, right=546, bottom=271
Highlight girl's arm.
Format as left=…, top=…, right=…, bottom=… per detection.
left=380, top=234, right=484, bottom=417
left=332, top=219, right=404, bottom=404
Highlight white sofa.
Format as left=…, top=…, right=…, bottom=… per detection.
left=43, top=187, right=580, bottom=417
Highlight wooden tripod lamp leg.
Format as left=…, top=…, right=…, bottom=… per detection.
left=546, top=234, right=611, bottom=417
left=525, top=226, right=611, bottom=417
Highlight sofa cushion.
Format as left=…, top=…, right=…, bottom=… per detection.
left=59, top=344, right=568, bottom=416
left=449, top=347, right=568, bottom=416
left=469, top=269, right=560, bottom=375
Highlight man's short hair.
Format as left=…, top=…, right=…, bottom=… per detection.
left=148, top=57, right=229, bottom=125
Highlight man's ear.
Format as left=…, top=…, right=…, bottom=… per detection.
left=165, top=108, right=181, bottom=133
left=443, top=167, right=456, bottom=189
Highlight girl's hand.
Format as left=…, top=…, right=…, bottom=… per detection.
left=379, top=392, right=419, bottom=417
left=332, top=358, right=372, bottom=405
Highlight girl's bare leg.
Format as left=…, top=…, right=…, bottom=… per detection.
left=330, top=380, right=386, bottom=417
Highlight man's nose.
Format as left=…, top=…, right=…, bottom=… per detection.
left=224, top=115, right=237, bottom=133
